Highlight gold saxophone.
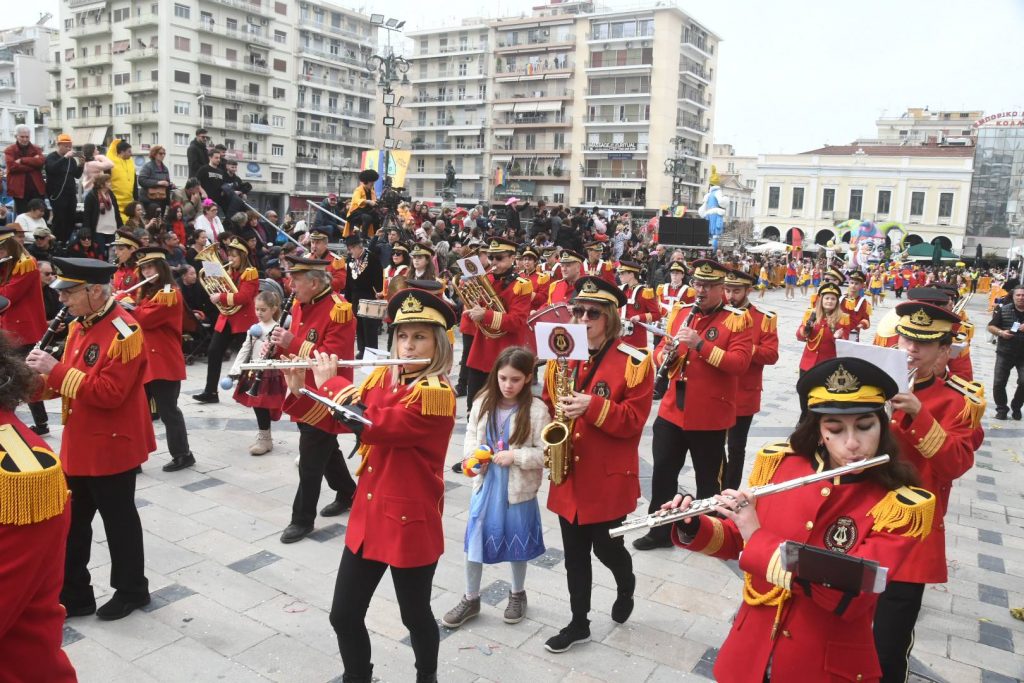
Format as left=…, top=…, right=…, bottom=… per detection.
left=541, top=356, right=574, bottom=486
left=194, top=244, right=242, bottom=316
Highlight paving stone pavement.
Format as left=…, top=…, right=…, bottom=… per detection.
left=21, top=289, right=1024, bottom=682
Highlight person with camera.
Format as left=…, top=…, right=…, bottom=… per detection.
left=44, top=133, right=84, bottom=244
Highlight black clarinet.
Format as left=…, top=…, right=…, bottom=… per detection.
left=34, top=306, right=72, bottom=355
left=653, top=295, right=703, bottom=400
left=246, top=292, right=295, bottom=397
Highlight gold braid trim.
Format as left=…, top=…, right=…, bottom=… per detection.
left=152, top=290, right=178, bottom=307
left=0, top=466, right=69, bottom=525
left=60, top=367, right=87, bottom=399
left=400, top=376, right=455, bottom=417
left=107, top=324, right=142, bottom=363
left=868, top=486, right=935, bottom=540
left=12, top=256, right=37, bottom=277
left=624, top=350, right=652, bottom=388
left=761, top=313, right=777, bottom=334
left=743, top=573, right=790, bottom=640
left=359, top=366, right=389, bottom=399
left=704, top=516, right=726, bottom=554
left=747, top=441, right=793, bottom=487
left=241, top=267, right=259, bottom=282
left=954, top=393, right=985, bottom=430
left=330, top=295, right=353, bottom=324
left=707, top=346, right=725, bottom=368
left=915, top=419, right=946, bottom=459
left=544, top=360, right=558, bottom=396
left=297, top=341, right=315, bottom=359
left=355, top=442, right=372, bottom=476
left=723, top=308, right=752, bottom=333
left=298, top=401, right=331, bottom=426
left=594, top=398, right=611, bottom=428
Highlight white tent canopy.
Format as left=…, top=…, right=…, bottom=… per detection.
left=745, top=240, right=789, bottom=254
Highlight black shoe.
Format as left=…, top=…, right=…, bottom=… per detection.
left=995, top=410, right=1009, bottom=420
left=280, top=523, right=314, bottom=544
left=63, top=602, right=96, bottom=618
left=96, top=594, right=151, bottom=621
left=544, top=621, right=591, bottom=653
left=612, top=575, right=636, bottom=624
left=192, top=392, right=219, bottom=404
left=632, top=532, right=672, bottom=551
left=30, top=423, right=50, bottom=435
left=1013, top=409, right=1023, bottom=421
left=320, top=496, right=353, bottom=517
left=162, top=453, right=196, bottom=472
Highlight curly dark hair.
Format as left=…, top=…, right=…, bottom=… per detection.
left=0, top=331, right=40, bottom=411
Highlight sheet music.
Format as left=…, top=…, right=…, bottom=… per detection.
left=835, top=340, right=911, bottom=393
left=201, top=260, right=226, bottom=278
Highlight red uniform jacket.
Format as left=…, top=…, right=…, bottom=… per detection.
left=0, top=256, right=47, bottom=347
left=128, top=287, right=186, bottom=383
left=620, top=284, right=661, bottom=349
left=327, top=256, right=348, bottom=293
left=655, top=283, right=695, bottom=316
left=112, top=264, right=137, bottom=294
left=796, top=310, right=852, bottom=372
left=889, top=376, right=983, bottom=583
left=654, top=302, right=754, bottom=431
left=583, top=259, right=616, bottom=284
left=214, top=266, right=259, bottom=334
left=3, top=142, right=45, bottom=198
left=842, top=295, right=872, bottom=332
left=542, top=342, right=654, bottom=524
left=736, top=304, right=779, bottom=416
left=383, top=264, right=408, bottom=293
left=525, top=270, right=551, bottom=311
left=284, top=287, right=356, bottom=405
left=466, top=273, right=533, bottom=373
left=675, top=448, right=933, bottom=683
left=290, top=368, right=456, bottom=567
left=42, top=302, right=155, bottom=475
left=542, top=263, right=563, bottom=281
left=546, top=278, right=576, bottom=306
left=0, top=411, right=76, bottom=683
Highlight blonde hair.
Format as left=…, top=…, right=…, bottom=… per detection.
left=389, top=324, right=453, bottom=384
left=255, top=290, right=282, bottom=318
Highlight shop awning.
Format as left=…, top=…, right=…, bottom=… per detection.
left=493, top=103, right=515, bottom=112
left=493, top=128, right=514, bottom=137
left=535, top=101, right=563, bottom=112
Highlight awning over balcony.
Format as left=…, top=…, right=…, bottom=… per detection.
left=493, top=103, right=515, bottom=112
left=494, top=129, right=514, bottom=137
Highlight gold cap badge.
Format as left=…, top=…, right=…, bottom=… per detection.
left=824, top=365, right=860, bottom=394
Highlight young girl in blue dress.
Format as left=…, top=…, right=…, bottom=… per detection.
left=442, top=346, right=548, bottom=628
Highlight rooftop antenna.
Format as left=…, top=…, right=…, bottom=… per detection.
left=36, top=12, right=53, bottom=25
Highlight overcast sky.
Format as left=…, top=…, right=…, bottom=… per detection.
left=10, top=0, right=1023, bottom=155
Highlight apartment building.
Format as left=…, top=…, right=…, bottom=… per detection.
left=0, top=24, right=56, bottom=146
left=405, top=0, right=719, bottom=215
left=856, top=107, right=983, bottom=147
left=47, top=0, right=377, bottom=212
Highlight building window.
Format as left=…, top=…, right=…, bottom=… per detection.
left=174, top=133, right=189, bottom=146
left=271, top=115, right=284, bottom=128
left=275, top=2, right=287, bottom=15
left=849, top=189, right=863, bottom=219
left=173, top=70, right=190, bottom=84
left=272, top=171, right=284, bottom=184
left=174, top=36, right=190, bottom=51
left=174, top=100, right=190, bottom=115
left=272, top=144, right=284, bottom=156
left=65, top=107, right=76, bottom=119
left=910, top=191, right=925, bottom=216
left=938, top=192, right=953, bottom=218
left=173, top=4, right=190, bottom=19
left=113, top=8, right=130, bottom=22
left=273, top=59, right=286, bottom=72
left=113, top=72, right=131, bottom=85
left=272, top=87, right=285, bottom=99
left=416, top=159, right=425, bottom=172
left=173, top=164, right=188, bottom=177
left=114, top=102, right=131, bottom=116
left=767, top=186, right=780, bottom=210
left=822, top=188, right=836, bottom=212
left=877, top=190, right=891, bottom=215
left=791, top=187, right=804, bottom=211
left=274, top=30, right=287, bottom=44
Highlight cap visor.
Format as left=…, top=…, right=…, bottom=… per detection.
left=51, top=279, right=82, bottom=290
left=808, top=403, right=883, bottom=415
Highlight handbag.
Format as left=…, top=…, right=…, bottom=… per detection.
left=146, top=186, right=168, bottom=201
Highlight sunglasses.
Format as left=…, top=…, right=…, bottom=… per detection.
left=571, top=306, right=605, bottom=321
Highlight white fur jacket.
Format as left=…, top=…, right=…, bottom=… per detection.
left=464, top=395, right=549, bottom=505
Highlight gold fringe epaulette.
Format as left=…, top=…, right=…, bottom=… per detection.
left=107, top=322, right=142, bottom=363
left=241, top=267, right=259, bottom=282
left=330, top=295, right=353, bottom=324
left=0, top=426, right=69, bottom=526
left=360, top=365, right=390, bottom=398
left=446, top=327, right=455, bottom=346
left=747, top=441, right=794, bottom=487
left=839, top=313, right=851, bottom=327
left=947, top=375, right=984, bottom=397
left=12, top=256, right=37, bottom=277
left=954, top=391, right=986, bottom=430
left=616, top=344, right=652, bottom=388
left=513, top=277, right=534, bottom=297
left=536, top=272, right=550, bottom=286
left=152, top=289, right=178, bottom=307
left=665, top=304, right=687, bottom=332
left=722, top=306, right=751, bottom=333
left=401, top=376, right=455, bottom=417
left=759, top=309, right=778, bottom=334
left=868, top=486, right=935, bottom=540
left=641, top=287, right=655, bottom=300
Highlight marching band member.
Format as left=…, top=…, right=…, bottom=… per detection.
left=540, top=246, right=562, bottom=280
left=842, top=272, right=872, bottom=340
left=722, top=268, right=779, bottom=490
left=0, top=327, right=77, bottom=682
left=518, top=247, right=550, bottom=313
left=272, top=256, right=358, bottom=543
left=129, top=247, right=195, bottom=472
left=546, top=249, right=584, bottom=305
left=796, top=282, right=852, bottom=375
left=282, top=288, right=457, bottom=683
left=110, top=229, right=141, bottom=293
left=26, top=257, right=155, bottom=621
left=807, top=266, right=846, bottom=308
left=874, top=287, right=975, bottom=380
left=194, top=237, right=260, bottom=403
left=541, top=276, right=654, bottom=652
left=665, top=357, right=934, bottom=683
left=454, top=247, right=487, bottom=399
left=874, top=301, right=985, bottom=682
left=582, top=242, right=616, bottom=284
left=463, top=238, right=533, bottom=409
left=409, top=242, right=438, bottom=281
left=617, top=260, right=660, bottom=349
left=382, top=243, right=410, bottom=293
left=634, top=259, right=753, bottom=551
left=308, top=230, right=347, bottom=292
left=656, top=261, right=694, bottom=314
left=0, top=226, right=49, bottom=434
left=344, top=235, right=384, bottom=359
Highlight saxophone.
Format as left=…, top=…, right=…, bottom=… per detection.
left=541, top=356, right=574, bottom=486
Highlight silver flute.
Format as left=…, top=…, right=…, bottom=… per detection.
left=238, top=357, right=430, bottom=371
left=608, top=454, right=890, bottom=538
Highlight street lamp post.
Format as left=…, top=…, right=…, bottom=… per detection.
left=366, top=16, right=409, bottom=192
left=664, top=136, right=694, bottom=210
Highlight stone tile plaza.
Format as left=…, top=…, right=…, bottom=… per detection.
left=21, top=289, right=1023, bottom=683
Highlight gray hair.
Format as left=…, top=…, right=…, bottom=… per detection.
left=295, top=269, right=331, bottom=289
left=14, top=124, right=31, bottom=137
left=91, top=283, right=113, bottom=298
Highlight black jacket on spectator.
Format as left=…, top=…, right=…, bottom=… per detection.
left=197, top=163, right=227, bottom=211
left=220, top=169, right=253, bottom=215
left=44, top=152, right=83, bottom=204
left=82, top=190, right=124, bottom=235
left=187, top=138, right=209, bottom=179
left=180, top=276, right=218, bottom=322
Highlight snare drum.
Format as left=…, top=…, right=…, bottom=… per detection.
left=357, top=299, right=387, bottom=320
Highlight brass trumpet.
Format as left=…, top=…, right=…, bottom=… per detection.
left=194, top=244, right=242, bottom=316
left=452, top=269, right=506, bottom=339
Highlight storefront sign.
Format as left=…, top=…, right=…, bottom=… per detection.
left=494, top=180, right=536, bottom=199
left=973, top=111, right=1024, bottom=128
left=587, top=142, right=637, bottom=151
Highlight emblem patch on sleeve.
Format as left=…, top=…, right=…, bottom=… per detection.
left=84, top=343, right=100, bottom=367
left=593, top=380, right=611, bottom=398
left=705, top=327, right=719, bottom=341
left=306, top=328, right=319, bottom=343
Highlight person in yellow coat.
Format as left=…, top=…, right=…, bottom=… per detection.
left=106, top=139, right=138, bottom=223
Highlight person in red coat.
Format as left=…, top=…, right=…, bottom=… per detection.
left=110, top=229, right=141, bottom=294
left=26, top=257, right=155, bottom=621
left=540, top=276, right=654, bottom=653
left=308, top=229, right=347, bottom=292
left=0, top=227, right=50, bottom=433
left=464, top=237, right=533, bottom=410
left=874, top=301, right=985, bottom=682
left=194, top=236, right=260, bottom=402
left=722, top=268, right=780, bottom=490
left=582, top=241, right=616, bottom=284
left=518, top=247, right=551, bottom=313
left=797, top=282, right=852, bottom=373
left=3, top=126, right=46, bottom=215
left=271, top=255, right=358, bottom=543
left=0, top=327, right=77, bottom=682
left=617, top=260, right=660, bottom=349
left=540, top=247, right=562, bottom=280
left=655, top=261, right=694, bottom=315
left=842, top=271, right=872, bottom=340
left=282, top=288, right=457, bottom=683
left=663, top=357, right=934, bottom=683
left=546, top=249, right=584, bottom=306
left=634, top=259, right=753, bottom=551
left=130, top=247, right=195, bottom=472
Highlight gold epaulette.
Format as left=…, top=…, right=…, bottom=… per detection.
left=868, top=486, right=936, bottom=539
left=330, top=294, right=353, bottom=324
left=401, top=375, right=455, bottom=417
left=513, top=276, right=534, bottom=297
left=107, top=320, right=142, bottom=363
left=152, top=289, right=178, bottom=307
left=359, top=365, right=390, bottom=399
left=12, top=255, right=37, bottom=277
left=241, top=266, right=259, bottom=282
left=0, top=425, right=69, bottom=525
left=948, top=382, right=986, bottom=430
left=753, top=307, right=777, bottom=333
left=641, top=287, right=655, bottom=300
left=747, top=441, right=794, bottom=487
left=665, top=302, right=689, bottom=332
left=839, top=313, right=851, bottom=327
left=722, top=305, right=752, bottom=333
left=616, top=343, right=652, bottom=388
left=536, top=272, right=550, bottom=286
left=947, top=375, right=984, bottom=397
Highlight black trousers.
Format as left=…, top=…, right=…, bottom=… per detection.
left=50, top=197, right=78, bottom=243
left=465, top=366, right=489, bottom=414
left=329, top=545, right=438, bottom=681
left=352, top=308, right=381, bottom=359
left=559, top=514, right=633, bottom=624
left=455, top=332, right=474, bottom=392
left=647, top=417, right=726, bottom=540
left=992, top=352, right=1024, bottom=413
left=873, top=580, right=926, bottom=683
left=147, top=379, right=191, bottom=458
left=291, top=423, right=357, bottom=527
left=203, top=329, right=244, bottom=393
left=724, top=413, right=754, bottom=491
left=63, top=470, right=149, bottom=606
left=254, top=407, right=272, bottom=430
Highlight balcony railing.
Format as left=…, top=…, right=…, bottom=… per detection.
left=298, top=72, right=375, bottom=95
left=124, top=47, right=159, bottom=61
left=208, top=0, right=270, bottom=14
left=578, top=196, right=646, bottom=207
left=407, top=120, right=484, bottom=130
left=589, top=29, right=655, bottom=40
left=70, top=84, right=113, bottom=98
left=0, top=78, right=14, bottom=90
left=293, top=182, right=332, bottom=193
left=297, top=16, right=374, bottom=44
left=196, top=53, right=269, bottom=75
left=496, top=36, right=575, bottom=50
left=294, top=128, right=373, bottom=145
left=297, top=44, right=368, bottom=71
left=584, top=115, right=649, bottom=124
left=200, top=86, right=267, bottom=105
left=297, top=104, right=373, bottom=122
left=69, top=53, right=113, bottom=69
left=124, top=113, right=151, bottom=124
left=410, top=94, right=486, bottom=105
left=124, top=80, right=159, bottom=93
left=125, top=13, right=159, bottom=29
left=68, top=21, right=111, bottom=38
left=493, top=143, right=570, bottom=153
left=494, top=88, right=573, bottom=102
left=585, top=58, right=653, bottom=69
left=418, top=42, right=489, bottom=56
left=494, top=61, right=572, bottom=77
left=677, top=117, right=708, bottom=133
left=410, top=142, right=484, bottom=151
left=585, top=87, right=651, bottom=97
left=202, top=117, right=242, bottom=131
left=494, top=115, right=569, bottom=127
